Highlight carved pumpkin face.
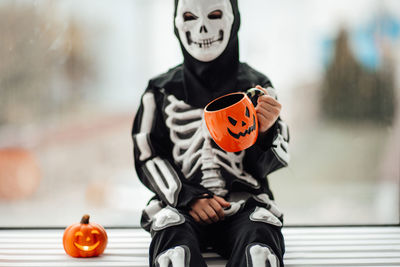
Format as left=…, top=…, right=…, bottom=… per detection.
left=63, top=215, right=108, bottom=257
left=204, top=92, right=259, bottom=152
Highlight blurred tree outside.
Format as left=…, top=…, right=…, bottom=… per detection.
left=271, top=12, right=400, bottom=224
left=321, top=27, right=396, bottom=124
left=0, top=2, right=94, bottom=126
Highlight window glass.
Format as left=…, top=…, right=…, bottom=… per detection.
left=0, top=0, right=399, bottom=227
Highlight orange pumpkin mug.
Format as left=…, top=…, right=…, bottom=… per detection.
left=204, top=88, right=265, bottom=152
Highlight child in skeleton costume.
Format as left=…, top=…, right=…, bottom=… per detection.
left=132, top=0, right=289, bottom=266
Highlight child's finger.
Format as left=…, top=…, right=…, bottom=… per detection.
left=214, top=195, right=231, bottom=208
left=258, top=102, right=280, bottom=115
left=258, top=95, right=281, bottom=108
left=197, top=210, right=212, bottom=224
left=255, top=85, right=269, bottom=95
left=189, top=210, right=201, bottom=223
left=204, top=206, right=219, bottom=223
left=209, top=198, right=225, bottom=220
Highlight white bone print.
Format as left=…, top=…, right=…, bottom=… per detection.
left=271, top=120, right=290, bottom=165
left=247, top=244, right=278, bottom=267
left=156, top=246, right=189, bottom=267
left=165, top=93, right=259, bottom=195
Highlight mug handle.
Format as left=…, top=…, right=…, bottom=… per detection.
left=246, top=88, right=265, bottom=107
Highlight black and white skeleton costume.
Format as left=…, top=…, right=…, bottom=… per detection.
left=132, top=0, right=289, bottom=266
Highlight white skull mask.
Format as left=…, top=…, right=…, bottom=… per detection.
left=175, top=0, right=234, bottom=62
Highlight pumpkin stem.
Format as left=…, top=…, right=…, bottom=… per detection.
left=80, top=214, right=90, bottom=224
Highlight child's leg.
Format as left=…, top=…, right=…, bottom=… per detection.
left=212, top=204, right=285, bottom=267
left=149, top=212, right=208, bottom=267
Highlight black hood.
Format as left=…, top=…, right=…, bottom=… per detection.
left=173, top=0, right=241, bottom=108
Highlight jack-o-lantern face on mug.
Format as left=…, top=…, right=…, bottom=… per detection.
left=204, top=92, right=260, bottom=152
left=227, top=106, right=256, bottom=140
left=63, top=214, right=108, bottom=258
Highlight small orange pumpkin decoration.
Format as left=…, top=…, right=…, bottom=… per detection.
left=63, top=214, right=108, bottom=257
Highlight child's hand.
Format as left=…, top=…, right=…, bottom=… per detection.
left=189, top=195, right=231, bottom=224
left=254, top=85, right=281, bottom=133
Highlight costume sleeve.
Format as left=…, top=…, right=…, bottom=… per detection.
left=243, top=86, right=290, bottom=178
left=132, top=88, right=212, bottom=210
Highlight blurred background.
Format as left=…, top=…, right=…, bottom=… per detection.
left=0, top=0, right=399, bottom=227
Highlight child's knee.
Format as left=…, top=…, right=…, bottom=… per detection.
left=246, top=243, right=279, bottom=267
left=155, top=245, right=190, bottom=267
left=144, top=204, right=186, bottom=232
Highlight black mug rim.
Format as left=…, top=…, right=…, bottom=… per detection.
left=204, top=92, right=245, bottom=112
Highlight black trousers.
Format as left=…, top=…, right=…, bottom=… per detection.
left=149, top=199, right=285, bottom=266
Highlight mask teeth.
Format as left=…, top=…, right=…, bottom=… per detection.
left=197, top=38, right=215, bottom=48
left=202, top=39, right=212, bottom=48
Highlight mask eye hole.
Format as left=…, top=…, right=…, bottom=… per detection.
left=208, top=10, right=223, bottom=20
left=228, top=116, right=237, bottom=126
left=245, top=107, right=250, bottom=118
left=183, top=12, right=198, bottom=21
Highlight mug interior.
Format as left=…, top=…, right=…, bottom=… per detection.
left=205, top=93, right=244, bottom=112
